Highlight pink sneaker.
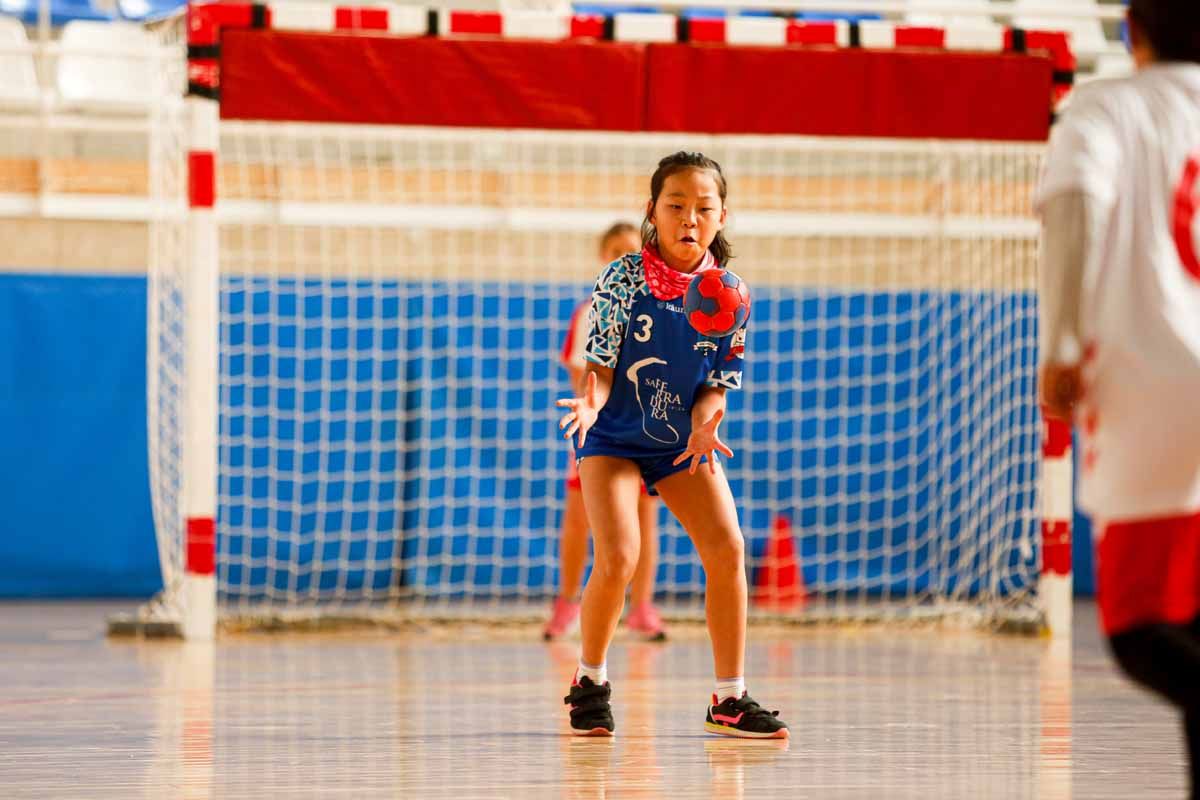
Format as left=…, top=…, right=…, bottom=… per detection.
left=625, top=601, right=667, bottom=641
left=543, top=597, right=580, bottom=641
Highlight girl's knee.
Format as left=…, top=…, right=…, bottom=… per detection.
left=594, top=546, right=640, bottom=585
left=700, top=532, right=744, bottom=573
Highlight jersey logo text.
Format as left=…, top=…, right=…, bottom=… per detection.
left=626, top=357, right=681, bottom=444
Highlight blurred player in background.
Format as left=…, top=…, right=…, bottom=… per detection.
left=1038, top=1, right=1200, bottom=793
left=545, top=222, right=668, bottom=643
left=556, top=152, right=788, bottom=739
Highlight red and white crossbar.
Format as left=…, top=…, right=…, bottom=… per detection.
left=187, top=2, right=1075, bottom=102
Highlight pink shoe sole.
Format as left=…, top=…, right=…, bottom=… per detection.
left=704, top=722, right=790, bottom=740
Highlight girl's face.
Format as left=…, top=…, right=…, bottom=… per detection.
left=599, top=231, right=641, bottom=266
left=647, top=168, right=727, bottom=271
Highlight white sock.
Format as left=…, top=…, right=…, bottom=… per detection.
left=715, top=677, right=745, bottom=703
left=577, top=659, right=607, bottom=686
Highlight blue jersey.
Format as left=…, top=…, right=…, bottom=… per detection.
left=580, top=253, right=746, bottom=459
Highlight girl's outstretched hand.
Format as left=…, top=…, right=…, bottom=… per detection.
left=556, top=371, right=600, bottom=449
left=672, top=407, right=735, bottom=475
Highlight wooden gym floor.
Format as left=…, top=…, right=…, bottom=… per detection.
left=0, top=600, right=1187, bottom=799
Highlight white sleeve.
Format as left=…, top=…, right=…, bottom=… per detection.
left=1035, top=87, right=1122, bottom=212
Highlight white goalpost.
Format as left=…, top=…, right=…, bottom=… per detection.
left=114, top=1, right=1073, bottom=638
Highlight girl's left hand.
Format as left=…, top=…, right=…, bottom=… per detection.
left=672, top=408, right=735, bottom=475
left=556, top=371, right=600, bottom=449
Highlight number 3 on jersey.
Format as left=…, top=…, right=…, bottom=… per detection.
left=633, top=314, right=653, bottom=343
left=1174, top=149, right=1200, bottom=282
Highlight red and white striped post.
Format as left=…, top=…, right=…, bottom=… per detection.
left=1040, top=412, right=1073, bottom=638
left=180, top=2, right=223, bottom=640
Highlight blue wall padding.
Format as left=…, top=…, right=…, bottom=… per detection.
left=0, top=273, right=161, bottom=597
left=218, top=278, right=1045, bottom=601
left=0, top=273, right=1098, bottom=598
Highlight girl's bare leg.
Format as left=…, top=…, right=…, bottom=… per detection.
left=558, top=489, right=590, bottom=600
left=654, top=464, right=745, bottom=679
left=578, top=456, right=644, bottom=667
left=628, top=495, right=659, bottom=608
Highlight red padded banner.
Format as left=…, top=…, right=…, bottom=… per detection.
left=220, top=31, right=646, bottom=130
left=644, top=44, right=1052, bottom=140
left=219, top=30, right=1051, bottom=140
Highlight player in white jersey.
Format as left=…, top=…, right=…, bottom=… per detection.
left=1038, top=1, right=1200, bottom=793
left=543, top=222, right=667, bottom=642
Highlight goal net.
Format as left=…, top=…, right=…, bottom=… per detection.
left=136, top=12, right=1063, bottom=633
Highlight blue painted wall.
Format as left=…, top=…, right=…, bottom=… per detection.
left=0, top=274, right=161, bottom=597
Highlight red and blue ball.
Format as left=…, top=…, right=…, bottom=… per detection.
left=682, top=268, right=750, bottom=338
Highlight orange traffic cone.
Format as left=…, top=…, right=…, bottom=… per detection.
left=752, top=515, right=807, bottom=611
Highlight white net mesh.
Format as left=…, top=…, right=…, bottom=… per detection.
left=141, top=32, right=190, bottom=627
left=146, top=123, right=1044, bottom=627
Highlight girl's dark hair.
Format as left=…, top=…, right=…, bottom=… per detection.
left=641, top=151, right=734, bottom=266
left=1129, top=0, right=1200, bottom=63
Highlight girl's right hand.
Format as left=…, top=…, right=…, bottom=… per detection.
left=556, top=371, right=599, bottom=449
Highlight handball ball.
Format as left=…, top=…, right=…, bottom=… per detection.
left=683, top=268, right=750, bottom=338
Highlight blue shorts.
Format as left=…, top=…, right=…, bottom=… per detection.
left=576, top=447, right=716, bottom=496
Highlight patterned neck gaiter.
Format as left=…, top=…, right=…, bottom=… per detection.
left=641, top=243, right=716, bottom=301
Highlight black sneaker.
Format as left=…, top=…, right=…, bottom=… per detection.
left=564, top=675, right=614, bottom=737
left=704, top=692, right=789, bottom=739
